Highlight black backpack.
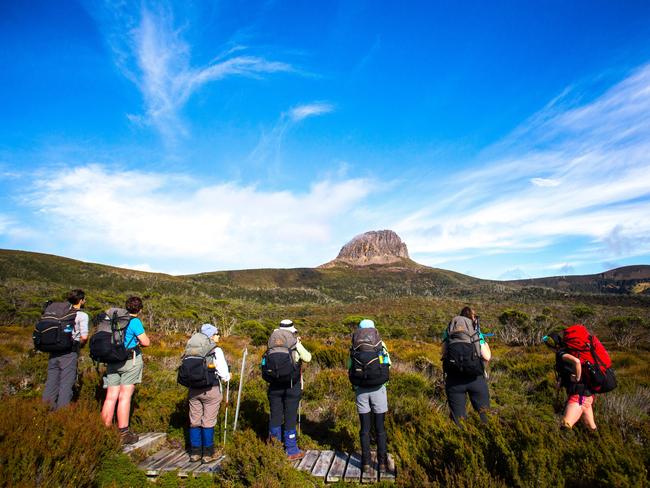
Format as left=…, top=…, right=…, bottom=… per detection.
left=33, top=301, right=77, bottom=353
left=177, top=333, right=219, bottom=389
left=349, top=328, right=390, bottom=387
left=89, top=308, right=132, bottom=363
left=443, top=316, right=484, bottom=377
left=261, top=329, right=300, bottom=386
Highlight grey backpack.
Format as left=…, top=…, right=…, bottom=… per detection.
left=89, top=308, right=133, bottom=363
left=261, top=329, right=299, bottom=385
left=443, top=316, right=484, bottom=376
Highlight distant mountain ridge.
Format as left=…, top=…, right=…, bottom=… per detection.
left=506, top=265, right=650, bottom=295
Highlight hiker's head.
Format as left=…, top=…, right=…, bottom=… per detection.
left=201, top=323, right=220, bottom=342
left=460, top=307, right=476, bottom=321
left=67, top=289, right=85, bottom=306
left=279, top=319, right=298, bottom=334
left=543, top=332, right=562, bottom=350
left=359, top=319, right=375, bottom=329
left=125, top=296, right=143, bottom=315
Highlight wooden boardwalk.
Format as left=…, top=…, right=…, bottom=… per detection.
left=137, top=448, right=226, bottom=477
left=295, top=450, right=396, bottom=483
left=127, top=434, right=396, bottom=482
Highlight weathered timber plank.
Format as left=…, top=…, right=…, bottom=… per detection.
left=343, top=452, right=362, bottom=482
left=141, top=449, right=179, bottom=474
left=160, top=450, right=190, bottom=471
left=379, top=453, right=396, bottom=482
left=193, top=454, right=226, bottom=473
left=361, top=451, right=378, bottom=484
left=296, top=450, right=320, bottom=472
left=326, top=451, right=349, bottom=483
left=123, top=432, right=167, bottom=454
left=311, top=450, right=335, bottom=478
left=140, top=448, right=175, bottom=470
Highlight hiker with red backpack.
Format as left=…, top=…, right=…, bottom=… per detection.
left=442, top=307, right=492, bottom=424
left=543, top=325, right=616, bottom=430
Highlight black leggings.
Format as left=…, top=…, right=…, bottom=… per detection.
left=359, top=412, right=387, bottom=458
left=445, top=374, right=490, bottom=424
left=268, top=381, right=302, bottom=430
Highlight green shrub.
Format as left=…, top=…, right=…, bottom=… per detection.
left=95, top=453, right=148, bottom=488
left=216, top=429, right=310, bottom=487
left=0, top=398, right=120, bottom=487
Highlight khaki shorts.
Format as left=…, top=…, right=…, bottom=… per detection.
left=106, top=354, right=144, bottom=386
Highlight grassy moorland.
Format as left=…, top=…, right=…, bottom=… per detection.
left=0, top=249, right=649, bottom=487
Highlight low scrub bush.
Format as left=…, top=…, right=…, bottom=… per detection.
left=216, top=429, right=310, bottom=487
left=0, top=398, right=120, bottom=487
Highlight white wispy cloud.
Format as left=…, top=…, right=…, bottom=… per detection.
left=96, top=2, right=294, bottom=139
left=249, top=101, right=335, bottom=169
left=396, top=63, right=650, bottom=274
left=289, top=102, right=334, bottom=122
left=530, top=177, right=561, bottom=187
left=25, top=164, right=373, bottom=272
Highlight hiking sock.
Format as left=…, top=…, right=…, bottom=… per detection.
left=268, top=425, right=282, bottom=443
left=201, top=427, right=215, bottom=449
left=284, top=429, right=302, bottom=456
left=119, top=427, right=129, bottom=434
left=189, top=426, right=202, bottom=449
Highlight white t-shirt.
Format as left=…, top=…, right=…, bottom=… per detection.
left=73, top=311, right=89, bottom=342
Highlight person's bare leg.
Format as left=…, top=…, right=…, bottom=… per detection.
left=117, top=384, right=136, bottom=429
left=581, top=405, right=597, bottom=430
left=562, top=401, right=583, bottom=428
left=101, top=386, right=120, bottom=426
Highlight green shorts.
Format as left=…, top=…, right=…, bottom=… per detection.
left=106, top=354, right=143, bottom=386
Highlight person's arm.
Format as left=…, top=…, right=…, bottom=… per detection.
left=129, top=317, right=150, bottom=347
left=78, top=312, right=89, bottom=345
left=214, top=348, right=231, bottom=382
left=562, top=353, right=581, bottom=381
left=480, top=342, right=491, bottom=362
left=137, top=333, right=150, bottom=347
left=295, top=340, right=311, bottom=363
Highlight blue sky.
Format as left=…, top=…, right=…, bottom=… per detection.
left=2, top=1, right=650, bottom=278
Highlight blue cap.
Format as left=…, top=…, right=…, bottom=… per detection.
left=201, top=323, right=219, bottom=337
left=359, top=319, right=375, bottom=329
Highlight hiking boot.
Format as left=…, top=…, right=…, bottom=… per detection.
left=378, top=453, right=388, bottom=472
left=120, top=430, right=139, bottom=445
left=189, top=447, right=202, bottom=463
left=284, top=428, right=304, bottom=460
left=287, top=450, right=305, bottom=461
left=362, top=462, right=373, bottom=476
left=201, top=446, right=219, bottom=464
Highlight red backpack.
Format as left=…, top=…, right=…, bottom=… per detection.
left=562, top=324, right=617, bottom=393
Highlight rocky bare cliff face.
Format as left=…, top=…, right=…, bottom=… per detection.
left=321, top=230, right=411, bottom=267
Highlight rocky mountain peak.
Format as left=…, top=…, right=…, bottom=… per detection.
left=322, top=230, right=410, bottom=267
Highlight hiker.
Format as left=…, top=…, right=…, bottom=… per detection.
left=41, top=289, right=89, bottom=410
left=543, top=332, right=596, bottom=430
left=348, top=319, right=391, bottom=474
left=441, top=306, right=492, bottom=424
left=100, top=296, right=150, bottom=444
left=544, top=325, right=615, bottom=431
left=178, top=324, right=230, bottom=463
left=262, top=319, right=311, bottom=460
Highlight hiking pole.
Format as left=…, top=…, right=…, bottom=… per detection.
left=223, top=380, right=230, bottom=445
left=233, top=347, right=248, bottom=433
